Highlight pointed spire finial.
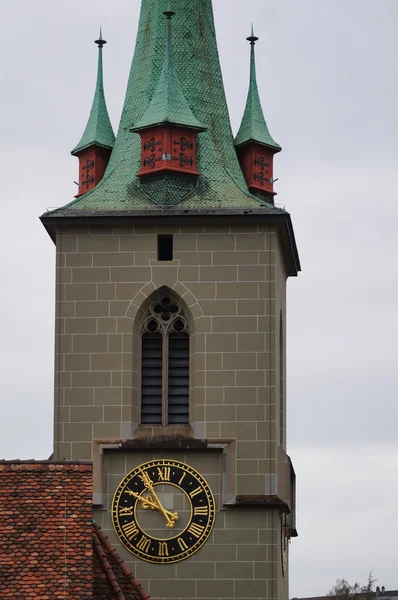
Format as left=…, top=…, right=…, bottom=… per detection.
left=95, top=27, right=107, bottom=48
left=247, top=23, right=259, bottom=45
left=163, top=0, right=175, bottom=19
left=163, top=1, right=175, bottom=62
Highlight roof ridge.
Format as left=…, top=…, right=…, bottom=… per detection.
left=93, top=521, right=150, bottom=600
left=93, top=529, right=126, bottom=600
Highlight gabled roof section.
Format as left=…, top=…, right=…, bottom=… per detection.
left=235, top=27, right=281, bottom=151
left=132, top=8, right=205, bottom=132
left=0, top=461, right=152, bottom=600
left=72, top=30, right=115, bottom=155
left=93, top=522, right=150, bottom=600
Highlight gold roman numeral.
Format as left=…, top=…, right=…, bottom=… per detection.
left=194, top=506, right=208, bottom=516
left=190, top=486, right=202, bottom=498
left=158, top=542, right=169, bottom=557
left=157, top=467, right=171, bottom=482
left=122, top=521, right=139, bottom=539
left=178, top=537, right=188, bottom=551
left=188, top=523, right=205, bottom=538
left=178, top=473, right=186, bottom=485
left=137, top=535, right=151, bottom=553
left=119, top=506, right=133, bottom=517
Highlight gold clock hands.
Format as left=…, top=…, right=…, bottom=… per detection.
left=146, top=481, right=179, bottom=528
left=141, top=494, right=157, bottom=511
left=125, top=489, right=179, bottom=523
left=125, top=490, right=159, bottom=511
left=139, top=471, right=179, bottom=528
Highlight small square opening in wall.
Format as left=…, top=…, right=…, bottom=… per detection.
left=158, top=235, right=173, bottom=261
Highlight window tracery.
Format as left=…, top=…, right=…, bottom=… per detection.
left=142, top=296, right=188, bottom=335
left=140, top=294, right=189, bottom=426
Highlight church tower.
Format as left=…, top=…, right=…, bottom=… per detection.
left=41, top=2, right=300, bottom=599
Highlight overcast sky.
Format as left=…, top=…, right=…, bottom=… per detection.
left=1, top=0, right=397, bottom=596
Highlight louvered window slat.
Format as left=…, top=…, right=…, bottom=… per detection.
left=141, top=332, right=163, bottom=424
left=168, top=332, right=189, bottom=424
left=140, top=296, right=191, bottom=425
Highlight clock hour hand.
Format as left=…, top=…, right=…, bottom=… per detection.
left=126, top=490, right=179, bottom=525
left=126, top=490, right=158, bottom=511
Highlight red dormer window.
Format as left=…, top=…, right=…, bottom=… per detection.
left=74, top=146, right=112, bottom=198
left=137, top=126, right=200, bottom=177
left=237, top=143, right=276, bottom=198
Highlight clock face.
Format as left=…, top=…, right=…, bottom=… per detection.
left=111, top=459, right=216, bottom=564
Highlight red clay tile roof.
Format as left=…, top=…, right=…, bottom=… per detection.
left=0, top=461, right=150, bottom=600
left=0, top=461, right=93, bottom=599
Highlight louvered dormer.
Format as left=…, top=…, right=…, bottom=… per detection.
left=131, top=8, right=205, bottom=179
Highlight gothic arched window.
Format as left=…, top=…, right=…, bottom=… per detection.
left=141, top=295, right=189, bottom=426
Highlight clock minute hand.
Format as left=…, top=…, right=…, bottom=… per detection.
left=146, top=481, right=177, bottom=528
left=139, top=472, right=179, bottom=528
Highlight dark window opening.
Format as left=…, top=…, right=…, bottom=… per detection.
left=158, top=235, right=173, bottom=261
left=168, top=332, right=190, bottom=424
left=141, top=332, right=163, bottom=424
left=140, top=294, right=189, bottom=425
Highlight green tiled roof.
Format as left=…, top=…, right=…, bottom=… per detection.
left=71, top=31, right=115, bottom=155
left=132, top=10, right=205, bottom=132
left=235, top=28, right=281, bottom=151
left=57, top=1, right=285, bottom=213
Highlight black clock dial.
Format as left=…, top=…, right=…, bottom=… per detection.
left=112, top=459, right=216, bottom=564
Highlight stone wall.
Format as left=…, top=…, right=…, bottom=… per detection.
left=53, top=220, right=287, bottom=499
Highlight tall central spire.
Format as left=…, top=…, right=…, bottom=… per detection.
left=62, top=0, right=281, bottom=212
left=132, top=4, right=204, bottom=131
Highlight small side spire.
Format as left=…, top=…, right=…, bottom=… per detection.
left=71, top=30, right=115, bottom=155
left=235, top=27, right=280, bottom=201
left=132, top=6, right=204, bottom=132
left=235, top=27, right=280, bottom=150
left=71, top=31, right=115, bottom=197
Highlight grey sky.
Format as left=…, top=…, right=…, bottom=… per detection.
left=1, top=0, right=397, bottom=596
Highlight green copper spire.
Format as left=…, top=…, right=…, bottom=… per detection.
left=235, top=27, right=281, bottom=150
left=132, top=4, right=205, bottom=131
left=71, top=30, right=115, bottom=155
left=57, top=0, right=284, bottom=212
